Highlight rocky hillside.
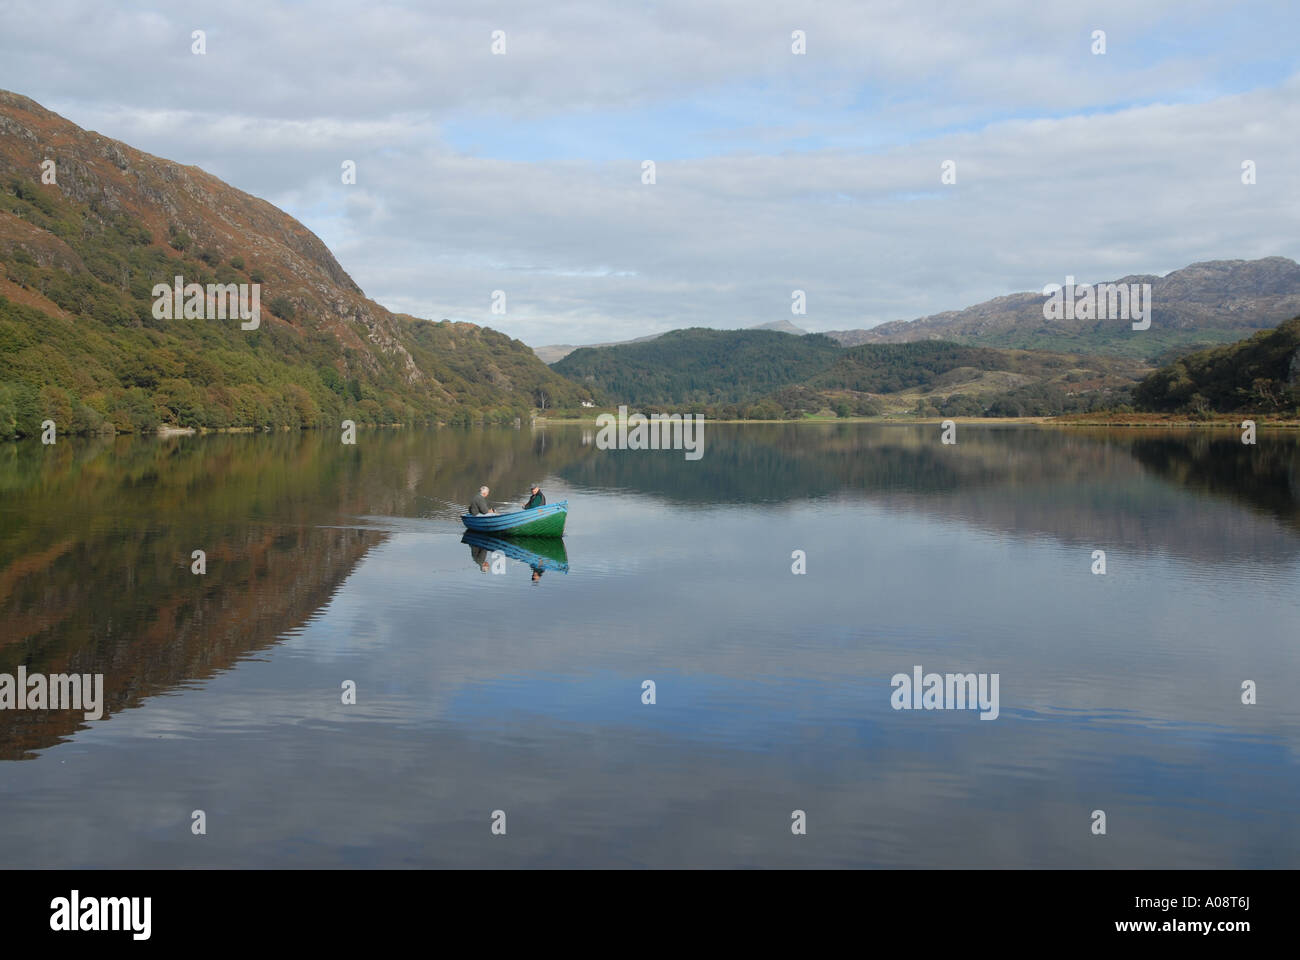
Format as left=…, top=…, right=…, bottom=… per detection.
left=0, top=90, right=591, bottom=437
left=826, top=258, right=1300, bottom=359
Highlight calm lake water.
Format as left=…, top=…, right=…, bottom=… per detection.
left=0, top=423, right=1297, bottom=868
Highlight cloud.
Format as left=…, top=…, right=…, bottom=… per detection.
left=1, top=0, right=1296, bottom=343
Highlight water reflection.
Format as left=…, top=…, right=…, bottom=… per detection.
left=0, top=424, right=1296, bottom=867
left=462, top=532, right=569, bottom=578
left=1, top=424, right=1297, bottom=759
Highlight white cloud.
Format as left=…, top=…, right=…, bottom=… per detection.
left=1, top=0, right=1296, bottom=343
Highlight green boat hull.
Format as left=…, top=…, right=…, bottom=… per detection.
left=503, top=509, right=567, bottom=537
left=461, top=500, right=568, bottom=538
left=461, top=532, right=569, bottom=572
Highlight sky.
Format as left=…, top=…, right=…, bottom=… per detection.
left=1, top=0, right=1297, bottom=347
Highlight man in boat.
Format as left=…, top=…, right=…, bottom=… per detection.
left=522, top=483, right=545, bottom=510
left=469, top=485, right=496, bottom=515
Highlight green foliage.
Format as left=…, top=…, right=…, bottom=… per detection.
left=0, top=380, right=40, bottom=439
left=1133, top=316, right=1300, bottom=413
left=811, top=341, right=1071, bottom=394
left=935, top=394, right=985, bottom=417
left=269, top=295, right=295, bottom=319
left=765, top=385, right=828, bottom=416
left=957, top=384, right=1125, bottom=417
left=931, top=324, right=1261, bottom=362
left=911, top=398, right=942, bottom=417
left=983, top=385, right=1070, bottom=417
left=0, top=172, right=591, bottom=438
left=552, top=328, right=843, bottom=404
left=553, top=330, right=1135, bottom=420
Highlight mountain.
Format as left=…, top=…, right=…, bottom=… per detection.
left=540, top=257, right=1300, bottom=373
left=0, top=90, right=591, bottom=439
left=550, top=317, right=1143, bottom=416
left=551, top=328, right=842, bottom=404
left=1132, top=314, right=1300, bottom=413
left=532, top=332, right=664, bottom=365
left=533, top=319, right=808, bottom=364
left=811, top=341, right=1138, bottom=395
left=801, top=341, right=1144, bottom=417
left=825, top=258, right=1300, bottom=359
left=750, top=319, right=808, bottom=335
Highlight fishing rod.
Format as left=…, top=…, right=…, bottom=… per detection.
left=417, top=493, right=519, bottom=508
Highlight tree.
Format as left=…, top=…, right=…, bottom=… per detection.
left=270, top=296, right=295, bottom=319
left=1251, top=378, right=1282, bottom=410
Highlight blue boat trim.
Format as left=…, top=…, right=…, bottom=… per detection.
left=461, top=499, right=568, bottom=536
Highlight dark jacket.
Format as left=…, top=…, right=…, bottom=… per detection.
left=523, top=490, right=545, bottom=509
left=469, top=493, right=491, bottom=515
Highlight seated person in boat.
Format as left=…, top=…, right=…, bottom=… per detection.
left=469, top=485, right=496, bottom=515
left=522, top=483, right=546, bottom=510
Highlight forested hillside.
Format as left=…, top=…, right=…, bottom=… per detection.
left=0, top=90, right=590, bottom=439
left=1132, top=316, right=1300, bottom=414
left=553, top=328, right=1143, bottom=419
left=810, top=342, right=1066, bottom=393
left=552, top=328, right=843, bottom=404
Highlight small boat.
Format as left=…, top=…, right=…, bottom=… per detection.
left=461, top=499, right=567, bottom=537
left=461, top=532, right=569, bottom=573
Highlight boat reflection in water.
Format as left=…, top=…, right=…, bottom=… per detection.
left=461, top=531, right=570, bottom=581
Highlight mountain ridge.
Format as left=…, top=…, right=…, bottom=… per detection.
left=535, top=258, right=1300, bottom=366
left=824, top=257, right=1300, bottom=357
left=552, top=324, right=1145, bottom=418
left=0, top=90, right=590, bottom=437
left=533, top=319, right=808, bottom=364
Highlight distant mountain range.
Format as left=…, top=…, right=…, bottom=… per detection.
left=538, top=258, right=1300, bottom=368
left=0, top=90, right=590, bottom=438
left=551, top=326, right=1147, bottom=417
left=824, top=258, right=1300, bottom=359
left=5, top=87, right=1294, bottom=435
left=543, top=256, right=1300, bottom=417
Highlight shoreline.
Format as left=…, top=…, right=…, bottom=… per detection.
left=536, top=414, right=1300, bottom=428
left=6, top=414, right=1297, bottom=444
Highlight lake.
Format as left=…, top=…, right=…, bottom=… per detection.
left=0, top=423, right=1297, bottom=867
